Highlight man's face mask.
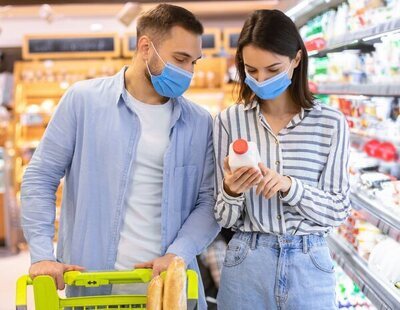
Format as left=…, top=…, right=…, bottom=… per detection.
left=146, top=42, right=193, bottom=98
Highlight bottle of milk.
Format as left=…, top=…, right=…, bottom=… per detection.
left=229, top=139, right=261, bottom=172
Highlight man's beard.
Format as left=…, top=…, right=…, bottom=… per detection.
left=145, top=54, right=163, bottom=83
left=144, top=67, right=152, bottom=84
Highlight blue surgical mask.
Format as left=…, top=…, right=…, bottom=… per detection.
left=146, top=42, right=193, bottom=98
left=245, top=62, right=293, bottom=100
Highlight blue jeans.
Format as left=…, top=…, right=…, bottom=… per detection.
left=217, top=232, right=337, bottom=310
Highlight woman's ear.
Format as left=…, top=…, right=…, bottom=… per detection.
left=294, top=49, right=302, bottom=68
left=137, top=35, right=151, bottom=62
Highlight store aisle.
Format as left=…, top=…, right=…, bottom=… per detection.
left=0, top=247, right=67, bottom=309
left=0, top=250, right=33, bottom=310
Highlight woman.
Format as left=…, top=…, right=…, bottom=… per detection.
left=214, top=10, right=350, bottom=310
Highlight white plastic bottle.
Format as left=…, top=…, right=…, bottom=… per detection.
left=228, top=139, right=261, bottom=172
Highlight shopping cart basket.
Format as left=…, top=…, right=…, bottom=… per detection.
left=16, top=269, right=198, bottom=309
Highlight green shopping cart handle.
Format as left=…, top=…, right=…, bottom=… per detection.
left=16, top=269, right=198, bottom=308
left=16, top=275, right=32, bottom=309
left=64, top=269, right=153, bottom=286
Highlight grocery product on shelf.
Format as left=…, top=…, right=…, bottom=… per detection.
left=369, top=238, right=400, bottom=287
left=359, top=172, right=393, bottom=188
left=338, top=211, right=385, bottom=259
left=377, top=180, right=400, bottom=207
left=309, top=35, right=400, bottom=85
left=327, top=94, right=400, bottom=178
left=355, top=176, right=400, bottom=215
left=348, top=146, right=400, bottom=216
left=304, top=0, right=400, bottom=105
left=336, top=210, right=400, bottom=295
left=335, top=263, right=376, bottom=309
left=300, top=0, right=400, bottom=50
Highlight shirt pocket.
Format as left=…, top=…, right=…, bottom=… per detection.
left=173, top=165, right=199, bottom=220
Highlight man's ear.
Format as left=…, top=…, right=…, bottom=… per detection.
left=137, top=35, right=152, bottom=62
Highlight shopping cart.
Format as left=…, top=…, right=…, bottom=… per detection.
left=16, top=269, right=198, bottom=309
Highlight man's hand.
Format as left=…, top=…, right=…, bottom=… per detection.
left=134, top=253, right=179, bottom=278
left=29, top=260, right=85, bottom=290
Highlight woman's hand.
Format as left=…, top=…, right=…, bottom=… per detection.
left=222, top=157, right=263, bottom=197
left=256, top=163, right=292, bottom=199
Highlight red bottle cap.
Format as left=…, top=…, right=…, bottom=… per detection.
left=233, top=139, right=248, bottom=155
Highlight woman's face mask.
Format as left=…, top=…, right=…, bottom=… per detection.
left=244, top=61, right=294, bottom=100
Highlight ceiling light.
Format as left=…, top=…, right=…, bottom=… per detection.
left=39, top=4, right=54, bottom=24
left=117, top=2, right=141, bottom=27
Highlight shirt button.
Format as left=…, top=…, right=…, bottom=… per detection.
left=275, top=139, right=279, bottom=145
left=275, top=161, right=280, bottom=166
left=277, top=215, right=282, bottom=220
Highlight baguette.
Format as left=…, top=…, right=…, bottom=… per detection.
left=163, top=257, right=187, bottom=310
left=147, top=275, right=164, bottom=310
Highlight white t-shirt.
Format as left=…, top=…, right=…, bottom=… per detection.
left=112, top=90, right=172, bottom=294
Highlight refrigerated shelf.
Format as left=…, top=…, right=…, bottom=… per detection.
left=350, top=192, right=400, bottom=242
left=315, top=83, right=400, bottom=97
left=328, top=234, right=400, bottom=310
left=349, top=131, right=400, bottom=149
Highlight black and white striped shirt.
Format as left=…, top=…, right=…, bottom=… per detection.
left=213, top=100, right=351, bottom=235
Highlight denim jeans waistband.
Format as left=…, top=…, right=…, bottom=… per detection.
left=233, top=231, right=327, bottom=251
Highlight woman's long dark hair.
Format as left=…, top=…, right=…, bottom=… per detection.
left=235, top=10, right=315, bottom=109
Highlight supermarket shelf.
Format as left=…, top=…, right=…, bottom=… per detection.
left=350, top=191, right=400, bottom=242
left=287, top=0, right=346, bottom=27
left=315, top=83, right=400, bottom=97
left=350, top=129, right=400, bottom=148
left=309, top=18, right=400, bottom=57
left=328, top=234, right=400, bottom=310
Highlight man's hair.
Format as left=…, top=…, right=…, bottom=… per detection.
left=136, top=4, right=204, bottom=44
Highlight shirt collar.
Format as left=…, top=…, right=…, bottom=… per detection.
left=115, top=65, right=185, bottom=127
left=288, top=101, right=321, bottom=128
left=245, top=99, right=322, bottom=130
left=243, top=99, right=322, bottom=113
left=115, top=66, right=129, bottom=105
left=243, top=100, right=258, bottom=111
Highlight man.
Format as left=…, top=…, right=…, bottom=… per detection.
left=21, top=4, right=219, bottom=309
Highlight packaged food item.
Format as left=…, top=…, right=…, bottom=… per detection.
left=375, top=180, right=400, bottom=209
left=369, top=238, right=400, bottom=286
left=336, top=264, right=375, bottom=309
left=302, top=0, right=400, bottom=46
left=228, top=139, right=261, bottom=172
left=359, top=172, right=392, bottom=188
left=147, top=276, right=164, bottom=310
left=163, top=257, right=187, bottom=310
